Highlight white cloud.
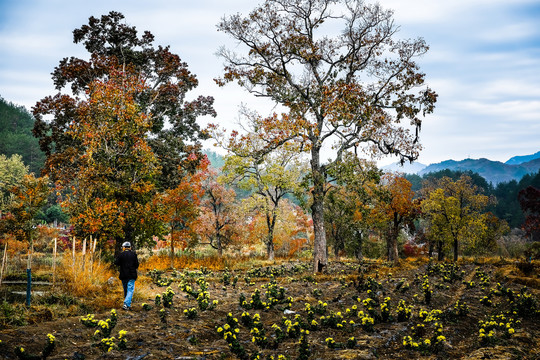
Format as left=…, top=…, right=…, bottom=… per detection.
left=459, top=99, right=540, bottom=120
left=0, top=0, right=539, bottom=165
left=479, top=80, right=540, bottom=101
left=476, top=22, right=539, bottom=43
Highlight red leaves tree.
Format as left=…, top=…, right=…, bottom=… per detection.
left=197, top=170, right=241, bottom=256
left=217, top=0, right=436, bottom=272
left=244, top=199, right=312, bottom=257
left=155, top=155, right=209, bottom=267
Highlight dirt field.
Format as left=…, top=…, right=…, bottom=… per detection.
left=0, top=258, right=538, bottom=359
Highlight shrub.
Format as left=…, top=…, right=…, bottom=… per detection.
left=184, top=307, right=198, bottom=319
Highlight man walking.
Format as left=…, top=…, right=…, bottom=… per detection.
left=114, top=242, right=139, bottom=310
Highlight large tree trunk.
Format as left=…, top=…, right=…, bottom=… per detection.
left=387, top=232, right=399, bottom=263
left=437, top=240, right=444, bottom=261
left=354, top=230, right=363, bottom=261
left=453, top=236, right=458, bottom=262
left=266, top=238, right=275, bottom=261
left=312, top=196, right=327, bottom=272
left=217, top=241, right=223, bottom=257
left=266, top=212, right=277, bottom=261
left=311, top=148, right=327, bottom=273
left=216, top=234, right=223, bottom=257
left=387, top=213, right=399, bottom=263
left=333, top=238, right=340, bottom=260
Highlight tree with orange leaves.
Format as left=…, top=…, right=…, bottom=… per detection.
left=32, top=12, right=215, bottom=256
left=370, top=174, right=420, bottom=263
left=241, top=198, right=311, bottom=258
left=196, top=169, right=241, bottom=256
left=155, top=155, right=209, bottom=268
left=217, top=0, right=437, bottom=272
left=59, top=68, right=166, bottom=254
left=33, top=12, right=215, bottom=191
left=0, top=174, right=50, bottom=243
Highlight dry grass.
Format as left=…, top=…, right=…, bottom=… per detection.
left=139, top=252, right=309, bottom=272
left=139, top=253, right=228, bottom=272
left=56, top=252, right=117, bottom=301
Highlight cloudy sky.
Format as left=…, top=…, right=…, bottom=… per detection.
left=1, top=0, right=539, bottom=166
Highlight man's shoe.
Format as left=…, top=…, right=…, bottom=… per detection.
left=122, top=304, right=129, bottom=310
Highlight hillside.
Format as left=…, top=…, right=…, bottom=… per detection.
left=418, top=157, right=540, bottom=184
left=0, top=96, right=45, bottom=174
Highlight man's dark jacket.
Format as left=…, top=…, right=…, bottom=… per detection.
left=115, top=250, right=139, bottom=280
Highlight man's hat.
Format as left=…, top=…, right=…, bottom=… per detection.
left=122, top=242, right=131, bottom=248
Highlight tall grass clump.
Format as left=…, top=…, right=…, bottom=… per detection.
left=57, top=252, right=116, bottom=305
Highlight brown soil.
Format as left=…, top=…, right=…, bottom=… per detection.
left=0, top=259, right=538, bottom=359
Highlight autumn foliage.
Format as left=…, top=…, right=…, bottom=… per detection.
left=422, top=175, right=493, bottom=261
left=0, top=7, right=521, bottom=280
left=369, top=174, right=420, bottom=262
left=31, top=11, right=215, bottom=255
left=154, top=155, right=209, bottom=266
left=0, top=174, right=50, bottom=244
left=196, top=169, right=242, bottom=256
left=217, top=0, right=437, bottom=272
left=53, top=69, right=161, bottom=253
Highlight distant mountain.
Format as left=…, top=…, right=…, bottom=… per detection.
left=382, top=161, right=426, bottom=174
left=418, top=157, right=540, bottom=184
left=505, top=151, right=540, bottom=165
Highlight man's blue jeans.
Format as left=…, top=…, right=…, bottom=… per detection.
left=122, top=279, right=136, bottom=308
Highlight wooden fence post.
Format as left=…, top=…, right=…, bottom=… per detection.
left=26, top=242, right=33, bottom=307
left=82, top=238, right=87, bottom=271
left=89, top=235, right=93, bottom=275
left=72, top=237, right=76, bottom=279
left=52, top=238, right=57, bottom=285
left=72, top=237, right=75, bottom=263
left=0, top=242, right=7, bottom=287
